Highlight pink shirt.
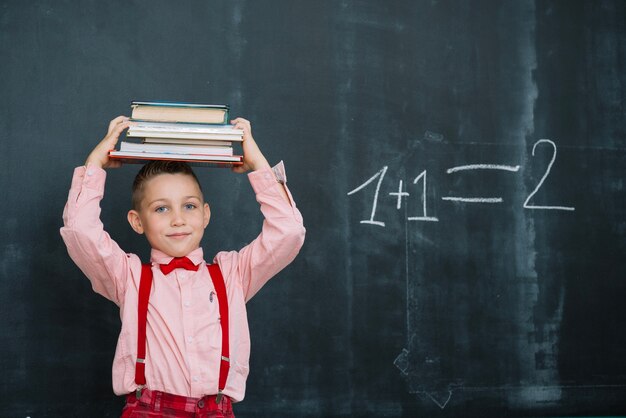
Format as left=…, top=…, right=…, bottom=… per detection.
left=60, top=162, right=305, bottom=402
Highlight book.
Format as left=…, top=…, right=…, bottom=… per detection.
left=129, top=121, right=243, bottom=134
left=112, top=101, right=243, bottom=168
left=131, top=101, right=229, bottom=124
left=128, top=131, right=243, bottom=142
left=108, top=153, right=243, bottom=168
left=142, top=137, right=232, bottom=146
left=119, top=141, right=234, bottom=156
left=109, top=150, right=242, bottom=163
left=127, top=121, right=244, bottom=142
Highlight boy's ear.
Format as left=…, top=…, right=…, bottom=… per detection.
left=203, top=203, right=211, bottom=228
left=127, top=209, right=145, bottom=234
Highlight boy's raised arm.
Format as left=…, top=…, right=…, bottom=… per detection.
left=60, top=116, right=136, bottom=305
left=217, top=118, right=306, bottom=301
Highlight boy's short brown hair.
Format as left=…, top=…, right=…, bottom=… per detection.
left=131, top=161, right=203, bottom=210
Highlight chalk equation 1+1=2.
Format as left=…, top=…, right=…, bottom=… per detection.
left=346, top=139, right=575, bottom=227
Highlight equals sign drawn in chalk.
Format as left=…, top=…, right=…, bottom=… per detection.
left=442, top=164, right=521, bottom=203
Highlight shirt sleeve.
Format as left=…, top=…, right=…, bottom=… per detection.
left=215, top=161, right=306, bottom=302
left=60, top=164, right=138, bottom=305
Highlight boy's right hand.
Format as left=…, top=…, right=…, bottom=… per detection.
left=85, top=116, right=131, bottom=169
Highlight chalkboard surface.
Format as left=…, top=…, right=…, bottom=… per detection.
left=1, top=1, right=625, bottom=417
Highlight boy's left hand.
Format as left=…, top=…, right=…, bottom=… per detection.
left=230, top=118, right=270, bottom=174
left=231, top=117, right=292, bottom=204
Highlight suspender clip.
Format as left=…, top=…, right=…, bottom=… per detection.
left=215, top=390, right=223, bottom=404
left=136, top=385, right=145, bottom=399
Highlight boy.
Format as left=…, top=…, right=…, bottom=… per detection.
left=61, top=116, right=305, bottom=417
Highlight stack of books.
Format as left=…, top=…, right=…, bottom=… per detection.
left=109, top=101, right=244, bottom=167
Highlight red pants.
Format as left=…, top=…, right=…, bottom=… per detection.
left=121, top=389, right=235, bottom=418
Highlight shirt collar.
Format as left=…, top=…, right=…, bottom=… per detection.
left=150, top=247, right=204, bottom=267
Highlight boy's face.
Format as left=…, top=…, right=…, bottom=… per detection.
left=127, top=173, right=210, bottom=257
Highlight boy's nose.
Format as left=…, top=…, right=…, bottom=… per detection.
left=170, top=211, right=186, bottom=226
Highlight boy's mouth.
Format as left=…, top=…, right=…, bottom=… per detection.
left=167, top=232, right=191, bottom=239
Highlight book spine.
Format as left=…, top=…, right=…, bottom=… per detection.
left=131, top=101, right=230, bottom=110
left=129, top=120, right=242, bottom=133
left=141, top=138, right=232, bottom=146
left=119, top=142, right=234, bottom=156
left=110, top=151, right=242, bottom=162
left=110, top=155, right=242, bottom=168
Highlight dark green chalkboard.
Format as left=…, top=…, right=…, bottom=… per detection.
left=1, top=1, right=625, bottom=417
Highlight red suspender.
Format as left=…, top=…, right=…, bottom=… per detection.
left=208, top=263, right=230, bottom=402
left=135, top=263, right=153, bottom=389
left=135, top=263, right=230, bottom=401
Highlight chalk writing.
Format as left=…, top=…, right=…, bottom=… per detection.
left=408, top=170, right=439, bottom=222
left=446, top=164, right=521, bottom=174
left=523, top=139, right=575, bottom=211
left=444, top=164, right=520, bottom=203
left=347, top=166, right=388, bottom=227
left=347, top=140, right=575, bottom=225
left=389, top=180, right=410, bottom=210
left=441, top=197, right=504, bottom=203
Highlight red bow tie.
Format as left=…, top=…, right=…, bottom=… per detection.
left=159, top=257, right=199, bottom=275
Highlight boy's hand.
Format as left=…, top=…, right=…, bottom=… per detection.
left=230, top=117, right=292, bottom=204
left=230, top=117, right=270, bottom=174
left=85, top=116, right=131, bottom=169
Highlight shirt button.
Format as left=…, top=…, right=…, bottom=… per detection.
left=184, top=301, right=191, bottom=307
left=193, top=376, right=199, bottom=382
left=187, top=337, right=193, bottom=343
left=86, top=170, right=93, bottom=177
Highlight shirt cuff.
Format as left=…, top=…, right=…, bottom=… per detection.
left=77, top=163, right=107, bottom=190
left=248, top=161, right=287, bottom=195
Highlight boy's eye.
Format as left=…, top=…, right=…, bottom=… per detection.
left=184, top=203, right=197, bottom=210
left=155, top=206, right=168, bottom=213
